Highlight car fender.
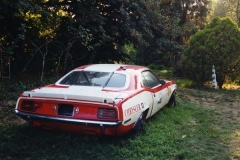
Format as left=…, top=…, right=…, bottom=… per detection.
left=168, top=83, right=177, bottom=97
left=121, top=91, right=153, bottom=126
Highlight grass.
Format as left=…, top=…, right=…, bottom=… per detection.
left=0, top=75, right=240, bottom=160
left=0, top=95, right=237, bottom=160
left=153, top=69, right=193, bottom=88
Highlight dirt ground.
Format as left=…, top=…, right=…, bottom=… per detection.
left=178, top=88, right=240, bottom=121
left=0, top=100, right=26, bottom=125
left=178, top=88, right=240, bottom=159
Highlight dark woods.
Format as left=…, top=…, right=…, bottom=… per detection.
left=0, top=0, right=210, bottom=80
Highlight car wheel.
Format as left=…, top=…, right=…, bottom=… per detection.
left=132, top=110, right=147, bottom=133
left=167, top=92, right=176, bottom=107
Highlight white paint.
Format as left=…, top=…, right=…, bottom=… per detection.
left=121, top=91, right=153, bottom=126
left=83, top=64, right=127, bottom=72
left=23, top=86, right=128, bottom=103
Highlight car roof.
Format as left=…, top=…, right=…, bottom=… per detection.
left=75, top=64, right=149, bottom=72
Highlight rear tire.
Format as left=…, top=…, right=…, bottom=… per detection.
left=132, top=110, right=148, bottom=133
left=167, top=92, right=176, bottom=107
left=132, top=113, right=144, bottom=132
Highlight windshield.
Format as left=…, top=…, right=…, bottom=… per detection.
left=58, top=71, right=126, bottom=88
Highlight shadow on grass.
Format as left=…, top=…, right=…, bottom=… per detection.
left=0, top=123, right=145, bottom=160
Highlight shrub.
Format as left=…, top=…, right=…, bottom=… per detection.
left=181, top=17, right=240, bottom=88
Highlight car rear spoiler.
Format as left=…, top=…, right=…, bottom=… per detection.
left=22, top=91, right=125, bottom=104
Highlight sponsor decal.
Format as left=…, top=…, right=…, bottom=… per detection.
left=141, top=103, right=144, bottom=108
left=125, top=104, right=141, bottom=117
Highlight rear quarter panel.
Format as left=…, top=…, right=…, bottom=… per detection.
left=120, top=90, right=153, bottom=126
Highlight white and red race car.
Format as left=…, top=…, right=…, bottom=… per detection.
left=15, top=64, right=177, bottom=136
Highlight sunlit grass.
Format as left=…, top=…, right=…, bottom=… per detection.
left=232, top=130, right=240, bottom=157
left=154, top=69, right=172, bottom=79
left=158, top=69, right=240, bottom=90
left=223, top=83, right=240, bottom=90
left=175, top=79, right=193, bottom=88
left=155, top=69, right=194, bottom=89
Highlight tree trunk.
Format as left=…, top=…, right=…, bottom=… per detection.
left=217, top=78, right=224, bottom=89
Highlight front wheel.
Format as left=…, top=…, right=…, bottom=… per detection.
left=167, top=91, right=176, bottom=107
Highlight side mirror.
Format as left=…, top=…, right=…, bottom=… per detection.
left=159, top=80, right=166, bottom=85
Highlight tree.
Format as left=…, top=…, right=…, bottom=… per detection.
left=167, top=0, right=212, bottom=74
left=214, top=0, right=240, bottom=26
left=177, top=0, right=211, bottom=30
left=211, top=0, right=227, bottom=18
left=123, top=0, right=184, bottom=66
left=0, top=0, right=214, bottom=80
left=181, top=17, right=240, bottom=88
left=0, top=0, right=26, bottom=53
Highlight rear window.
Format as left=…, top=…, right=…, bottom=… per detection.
left=59, top=71, right=112, bottom=87
left=105, top=73, right=126, bottom=88
left=58, top=71, right=126, bottom=88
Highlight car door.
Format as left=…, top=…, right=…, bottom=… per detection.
left=141, top=71, right=166, bottom=117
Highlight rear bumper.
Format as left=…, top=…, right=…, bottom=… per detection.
left=15, top=110, right=122, bottom=134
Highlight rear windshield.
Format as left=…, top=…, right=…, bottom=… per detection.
left=105, top=73, right=126, bottom=88
left=59, top=71, right=126, bottom=88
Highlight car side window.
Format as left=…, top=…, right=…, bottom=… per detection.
left=141, top=71, right=160, bottom=88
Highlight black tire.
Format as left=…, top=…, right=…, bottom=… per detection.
left=132, top=110, right=148, bottom=133
left=132, top=113, right=144, bottom=132
left=167, top=91, right=176, bottom=107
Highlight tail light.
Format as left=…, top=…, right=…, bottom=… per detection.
left=20, top=101, right=42, bottom=112
left=98, top=109, right=116, bottom=119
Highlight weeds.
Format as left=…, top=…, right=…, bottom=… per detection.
left=0, top=77, right=58, bottom=101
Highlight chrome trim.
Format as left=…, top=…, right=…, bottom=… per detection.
left=15, top=110, right=122, bottom=127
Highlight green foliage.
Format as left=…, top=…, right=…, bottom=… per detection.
left=0, top=76, right=58, bottom=101
left=0, top=0, right=214, bottom=80
left=0, top=0, right=26, bottom=52
left=148, top=64, right=164, bottom=70
left=175, top=78, right=193, bottom=88
left=211, top=0, right=240, bottom=32
left=153, top=68, right=193, bottom=88
left=126, top=1, right=184, bottom=66
left=181, top=17, right=240, bottom=88
left=123, top=44, right=138, bottom=64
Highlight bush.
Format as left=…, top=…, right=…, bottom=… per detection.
left=181, top=17, right=240, bottom=88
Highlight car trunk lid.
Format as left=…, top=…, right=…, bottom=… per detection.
left=22, top=86, right=128, bottom=103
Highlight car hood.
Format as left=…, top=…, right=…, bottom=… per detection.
left=21, top=86, right=129, bottom=103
